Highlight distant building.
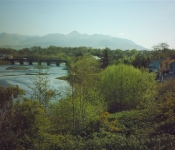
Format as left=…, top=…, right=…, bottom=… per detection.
left=167, top=61, right=175, bottom=77
left=93, top=56, right=101, bottom=60
left=148, top=59, right=162, bottom=73
left=149, top=58, right=175, bottom=80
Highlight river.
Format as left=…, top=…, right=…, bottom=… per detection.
left=0, top=63, right=69, bottom=99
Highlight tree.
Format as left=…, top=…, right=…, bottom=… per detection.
left=155, top=78, right=175, bottom=135
left=12, top=99, right=50, bottom=150
left=99, top=64, right=157, bottom=112
left=69, top=55, right=102, bottom=129
left=28, top=66, right=58, bottom=110
left=0, top=98, right=50, bottom=150
left=0, top=85, right=25, bottom=137
left=132, top=54, right=150, bottom=68
left=152, top=43, right=169, bottom=51
left=101, top=48, right=110, bottom=69
left=0, top=85, right=53, bottom=150
left=49, top=56, right=105, bottom=133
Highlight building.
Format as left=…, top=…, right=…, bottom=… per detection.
left=148, top=59, right=162, bottom=73
left=149, top=58, right=175, bottom=81
left=159, top=59, right=175, bottom=74
left=167, top=60, right=175, bottom=77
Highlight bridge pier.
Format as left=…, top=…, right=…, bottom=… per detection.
left=38, top=61, right=41, bottom=65
left=19, top=60, right=24, bottom=65
left=56, top=61, right=60, bottom=66
left=10, top=60, right=15, bottom=65
left=29, top=61, right=33, bottom=65
left=47, top=61, right=50, bottom=65
left=5, top=59, right=67, bottom=66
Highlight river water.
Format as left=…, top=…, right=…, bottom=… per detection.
left=0, top=63, right=69, bottom=99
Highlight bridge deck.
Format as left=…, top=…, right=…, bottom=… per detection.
left=5, top=59, right=67, bottom=66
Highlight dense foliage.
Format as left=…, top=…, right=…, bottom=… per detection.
left=1, top=45, right=175, bottom=149
left=99, top=64, right=157, bottom=112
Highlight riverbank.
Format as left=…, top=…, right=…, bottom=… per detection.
left=6, top=66, right=30, bottom=70
left=56, top=75, right=69, bottom=80
left=0, top=60, right=10, bottom=65
left=0, top=79, right=9, bottom=87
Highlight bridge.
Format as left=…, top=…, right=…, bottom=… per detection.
left=5, top=59, right=67, bottom=66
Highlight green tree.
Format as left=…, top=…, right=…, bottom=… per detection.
left=28, top=66, right=58, bottom=110
left=99, top=64, right=157, bottom=112
left=49, top=56, right=105, bottom=133
left=152, top=43, right=169, bottom=51
left=13, top=99, right=50, bottom=150
left=0, top=86, right=50, bottom=150
left=49, top=95, right=104, bottom=134
left=0, top=99, right=51, bottom=150
left=70, top=55, right=104, bottom=128
left=132, top=54, right=150, bottom=68
left=0, top=85, right=25, bottom=145
left=101, top=48, right=110, bottom=69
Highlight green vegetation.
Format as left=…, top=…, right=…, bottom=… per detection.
left=28, top=66, right=59, bottom=110
left=1, top=45, right=175, bottom=149
left=6, top=66, right=30, bottom=70
left=56, top=76, right=69, bottom=80
left=99, top=64, right=157, bottom=112
left=0, top=60, right=10, bottom=65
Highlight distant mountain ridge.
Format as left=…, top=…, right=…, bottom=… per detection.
left=0, top=31, right=147, bottom=50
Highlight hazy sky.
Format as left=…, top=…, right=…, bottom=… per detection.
left=0, top=0, right=175, bottom=49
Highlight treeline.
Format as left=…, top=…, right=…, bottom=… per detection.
left=1, top=45, right=175, bottom=149
left=1, top=44, right=175, bottom=68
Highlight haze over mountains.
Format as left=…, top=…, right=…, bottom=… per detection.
left=0, top=31, right=147, bottom=50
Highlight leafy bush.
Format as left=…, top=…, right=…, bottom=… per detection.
left=99, top=64, right=157, bottom=112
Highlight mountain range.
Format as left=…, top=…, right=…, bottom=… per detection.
left=0, top=31, right=147, bottom=50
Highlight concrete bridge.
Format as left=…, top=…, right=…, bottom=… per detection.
left=6, top=58, right=67, bottom=66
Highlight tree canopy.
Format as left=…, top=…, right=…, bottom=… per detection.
left=99, top=64, right=157, bottom=112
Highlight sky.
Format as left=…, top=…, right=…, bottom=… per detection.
left=0, top=0, right=175, bottom=49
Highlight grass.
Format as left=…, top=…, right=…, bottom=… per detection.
left=6, top=66, right=30, bottom=70
left=56, top=76, right=69, bottom=80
